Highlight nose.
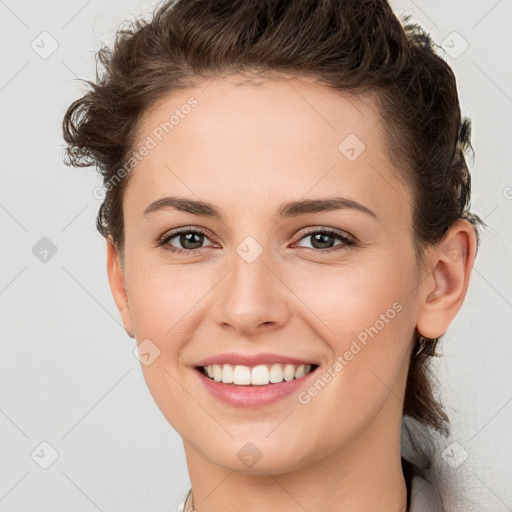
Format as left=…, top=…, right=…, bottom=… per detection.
left=211, top=247, right=292, bottom=336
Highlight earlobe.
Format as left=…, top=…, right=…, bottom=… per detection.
left=106, top=239, right=135, bottom=338
left=416, top=220, right=477, bottom=339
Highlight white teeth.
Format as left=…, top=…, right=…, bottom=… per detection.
left=269, top=363, right=283, bottom=383
left=233, top=365, right=251, bottom=385
left=213, top=365, right=222, bottom=382
left=283, top=364, right=296, bottom=382
left=221, top=363, right=234, bottom=384
left=294, top=364, right=305, bottom=379
left=250, top=364, right=269, bottom=385
left=202, top=363, right=315, bottom=385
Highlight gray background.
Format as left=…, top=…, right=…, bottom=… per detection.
left=0, top=0, right=511, bottom=510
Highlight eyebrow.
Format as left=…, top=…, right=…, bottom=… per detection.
left=143, top=196, right=377, bottom=220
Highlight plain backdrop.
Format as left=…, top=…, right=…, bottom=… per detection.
left=0, top=0, right=511, bottom=510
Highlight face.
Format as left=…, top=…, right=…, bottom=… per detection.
left=111, top=75, right=426, bottom=474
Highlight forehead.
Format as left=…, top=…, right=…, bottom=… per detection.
left=136, top=75, right=381, bottom=153
left=127, top=76, right=410, bottom=224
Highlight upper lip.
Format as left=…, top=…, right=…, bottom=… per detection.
left=194, top=352, right=318, bottom=367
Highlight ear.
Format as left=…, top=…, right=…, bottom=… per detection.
left=416, top=219, right=477, bottom=339
left=106, top=239, right=135, bottom=338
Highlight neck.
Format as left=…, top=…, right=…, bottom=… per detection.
left=182, top=399, right=408, bottom=512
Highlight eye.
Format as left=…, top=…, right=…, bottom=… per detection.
left=157, top=227, right=217, bottom=256
left=157, top=226, right=355, bottom=256
left=292, top=227, right=355, bottom=252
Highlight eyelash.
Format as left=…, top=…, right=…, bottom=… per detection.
left=157, top=226, right=356, bottom=257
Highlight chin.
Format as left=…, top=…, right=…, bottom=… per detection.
left=197, top=433, right=320, bottom=475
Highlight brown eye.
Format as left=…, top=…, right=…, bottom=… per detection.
left=294, top=228, right=355, bottom=252
left=175, top=231, right=205, bottom=250
left=158, top=228, right=216, bottom=255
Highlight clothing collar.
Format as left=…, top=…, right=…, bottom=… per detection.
left=409, top=472, right=445, bottom=511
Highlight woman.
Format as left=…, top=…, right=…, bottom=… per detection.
left=62, top=0, right=485, bottom=510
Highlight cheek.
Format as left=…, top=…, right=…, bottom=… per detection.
left=124, top=242, right=207, bottom=335
left=124, top=259, right=201, bottom=429
left=124, top=255, right=221, bottom=396
left=288, top=251, right=414, bottom=346
left=288, top=256, right=415, bottom=425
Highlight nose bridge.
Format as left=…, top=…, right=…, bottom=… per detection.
left=213, top=236, right=291, bottom=333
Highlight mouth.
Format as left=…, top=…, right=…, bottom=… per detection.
left=195, top=363, right=319, bottom=386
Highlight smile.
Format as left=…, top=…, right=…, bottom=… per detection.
left=199, top=363, right=318, bottom=386
left=194, top=362, right=320, bottom=407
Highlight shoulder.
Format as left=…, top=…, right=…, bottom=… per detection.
left=401, top=416, right=476, bottom=511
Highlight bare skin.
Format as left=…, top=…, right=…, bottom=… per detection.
left=106, top=75, right=476, bottom=512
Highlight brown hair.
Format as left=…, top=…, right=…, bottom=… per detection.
left=62, top=0, right=485, bottom=462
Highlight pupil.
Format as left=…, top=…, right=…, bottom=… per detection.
left=182, top=232, right=203, bottom=249
left=313, top=233, right=333, bottom=249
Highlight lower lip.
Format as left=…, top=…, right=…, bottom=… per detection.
left=194, top=367, right=318, bottom=407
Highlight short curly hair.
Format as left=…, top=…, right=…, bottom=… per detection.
left=62, top=0, right=485, bottom=458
